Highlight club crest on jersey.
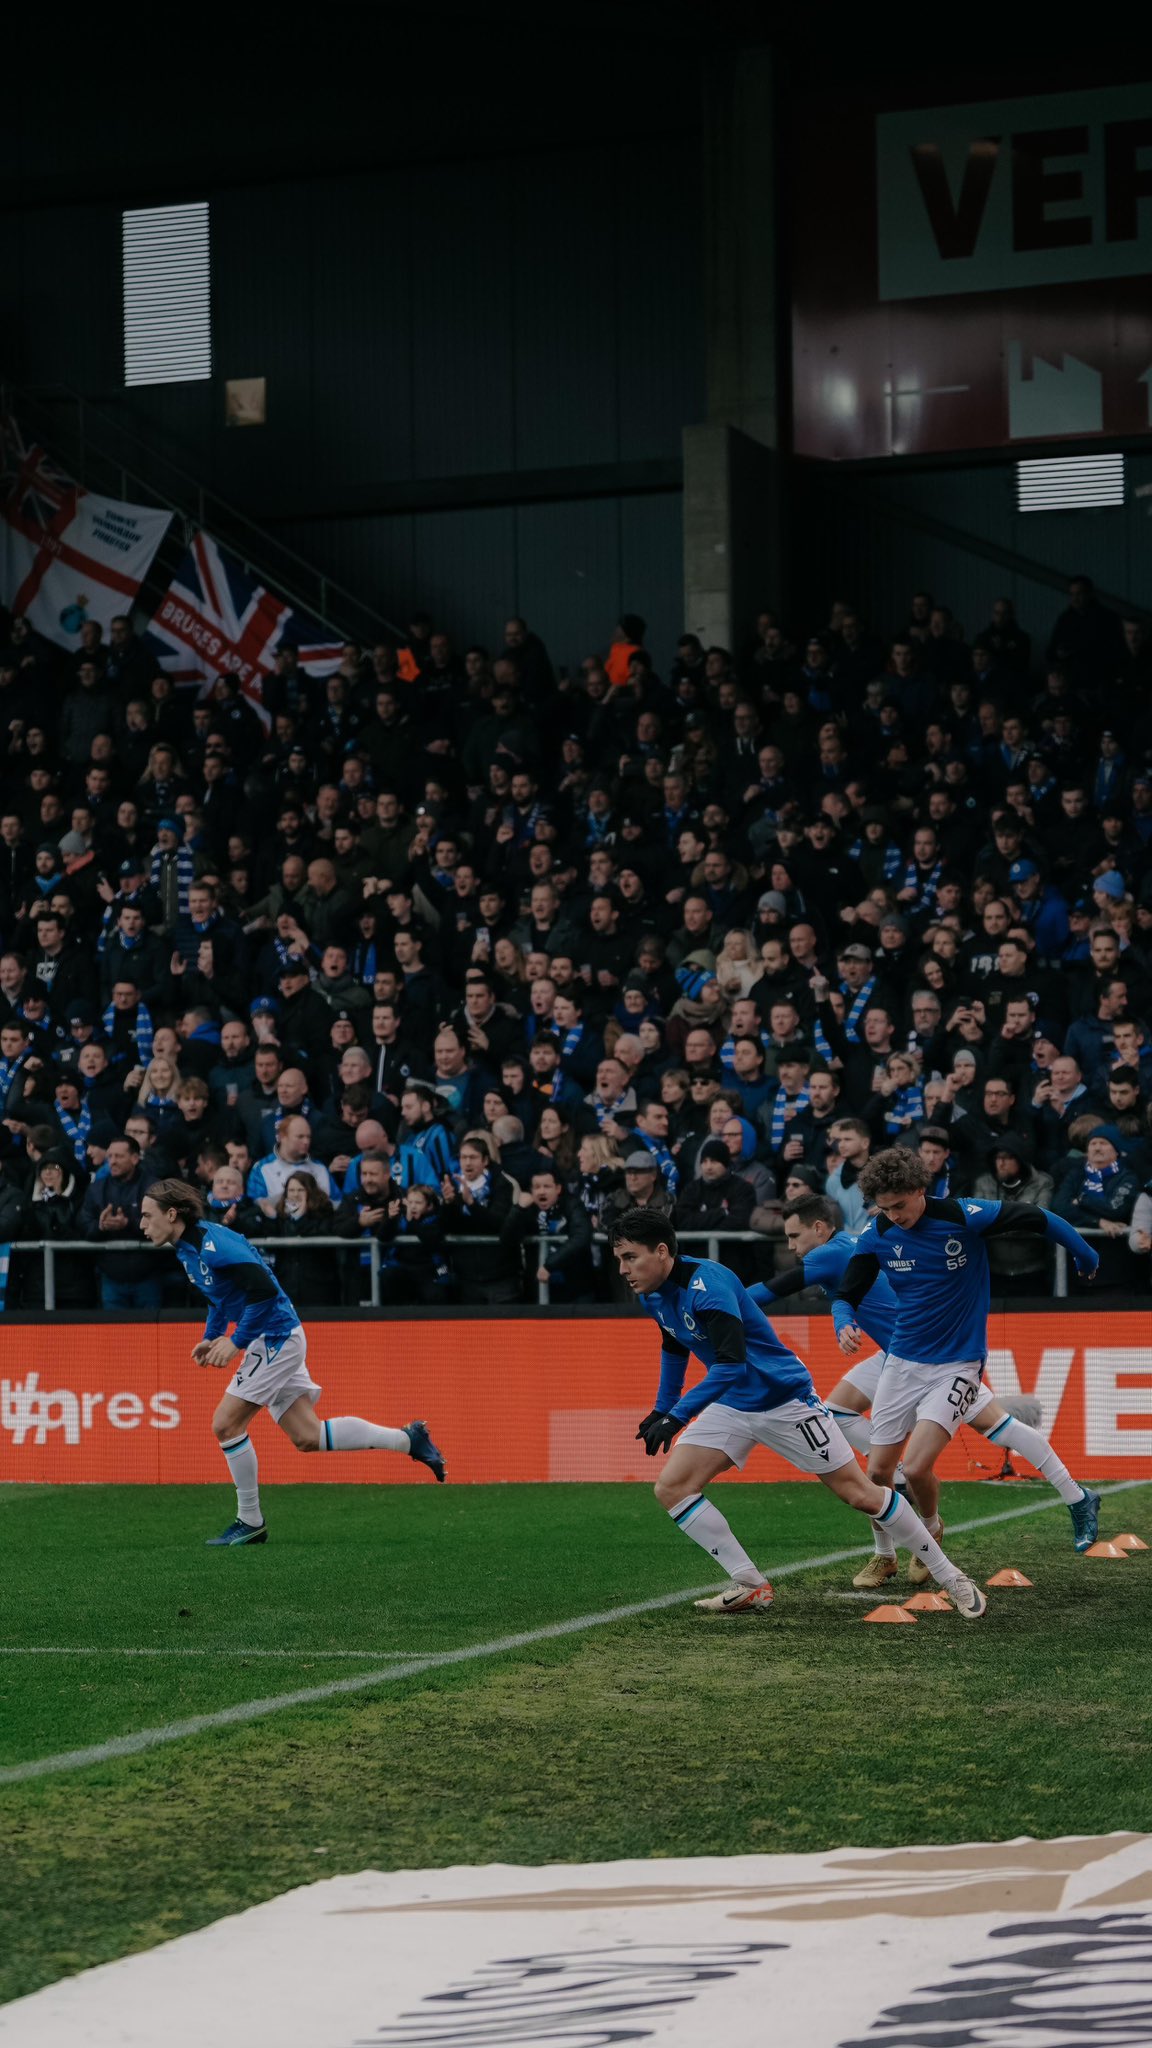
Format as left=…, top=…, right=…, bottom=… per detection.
left=945, top=1239, right=963, bottom=1256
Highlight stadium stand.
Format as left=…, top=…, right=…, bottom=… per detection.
left=0, top=581, right=1149, bottom=1307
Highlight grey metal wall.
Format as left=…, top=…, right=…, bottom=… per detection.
left=275, top=490, right=682, bottom=672
left=792, top=452, right=1152, bottom=655
left=0, top=138, right=700, bottom=661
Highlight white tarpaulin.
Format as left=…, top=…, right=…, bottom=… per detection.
left=0, top=419, right=171, bottom=650
left=2, top=1831, right=1151, bottom=2045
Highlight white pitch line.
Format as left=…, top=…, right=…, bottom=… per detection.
left=1, top=1481, right=1145, bottom=1790
left=0, top=1648, right=431, bottom=1660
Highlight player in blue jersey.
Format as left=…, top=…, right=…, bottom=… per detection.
left=140, top=1180, right=445, bottom=1545
left=609, top=1206, right=989, bottom=1619
left=758, top=1192, right=1101, bottom=1586
left=832, top=1150, right=1101, bottom=1559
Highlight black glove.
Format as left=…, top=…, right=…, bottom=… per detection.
left=641, top=1413, right=685, bottom=1457
left=635, top=1408, right=663, bottom=1441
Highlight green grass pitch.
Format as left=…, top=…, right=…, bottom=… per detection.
left=1, top=1477, right=1150, bottom=2004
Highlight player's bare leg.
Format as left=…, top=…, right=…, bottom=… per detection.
left=653, top=1444, right=775, bottom=1613
left=822, top=1457, right=985, bottom=1618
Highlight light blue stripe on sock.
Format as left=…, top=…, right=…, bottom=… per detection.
left=324, top=1419, right=332, bottom=1451
left=221, top=1436, right=249, bottom=1455
left=672, top=1496, right=706, bottom=1528
left=986, top=1416, right=1013, bottom=1442
left=878, top=1490, right=899, bottom=1523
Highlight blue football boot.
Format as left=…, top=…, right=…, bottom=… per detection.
left=1070, top=1490, right=1100, bottom=1553
left=406, top=1419, right=446, bottom=1482
left=205, top=1518, right=268, bottom=1546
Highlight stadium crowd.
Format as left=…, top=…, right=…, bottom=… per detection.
left=0, top=576, right=1150, bottom=1309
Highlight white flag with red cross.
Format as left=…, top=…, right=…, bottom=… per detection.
left=0, top=416, right=171, bottom=649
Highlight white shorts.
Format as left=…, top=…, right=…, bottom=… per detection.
left=839, top=1351, right=995, bottom=1430
left=838, top=1351, right=886, bottom=1403
left=226, top=1326, right=321, bottom=1423
left=681, top=1395, right=858, bottom=1476
left=869, top=1355, right=991, bottom=1447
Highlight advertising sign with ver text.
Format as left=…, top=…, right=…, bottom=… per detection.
left=1, top=1316, right=1149, bottom=1484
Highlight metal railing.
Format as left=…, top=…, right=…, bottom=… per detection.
left=0, top=1229, right=774, bottom=1311
left=1, top=1236, right=380, bottom=1312
left=3, top=379, right=405, bottom=653
left=4, top=1228, right=1119, bottom=1309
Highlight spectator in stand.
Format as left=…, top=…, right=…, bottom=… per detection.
left=569, top=1130, right=619, bottom=1220
left=17, top=1144, right=93, bottom=1306
left=78, top=1133, right=160, bottom=1309
left=374, top=1186, right=452, bottom=1306
left=718, top=1112, right=777, bottom=1220
left=1053, top=1125, right=1142, bottom=1288
left=438, top=1131, right=521, bottom=1304
left=916, top=1125, right=954, bottom=1197
left=266, top=1172, right=343, bottom=1308
left=532, top=1103, right=579, bottom=1181
left=2, top=558, right=1150, bottom=1313
left=247, top=1113, right=332, bottom=1215
left=1033, top=1054, right=1103, bottom=1169
left=674, top=1137, right=757, bottom=1241
left=503, top=1163, right=593, bottom=1302
left=824, top=1116, right=873, bottom=1234
left=205, top=1162, right=264, bottom=1235
left=971, top=1135, right=1055, bottom=1293
left=395, top=1082, right=457, bottom=1186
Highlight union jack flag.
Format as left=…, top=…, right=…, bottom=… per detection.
left=1, top=418, right=74, bottom=527
left=141, top=531, right=345, bottom=727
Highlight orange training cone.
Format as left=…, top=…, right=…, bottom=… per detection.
left=986, top=1568, right=1033, bottom=1587
left=903, top=1592, right=952, bottom=1611
left=1113, top=1534, right=1149, bottom=1552
left=1085, top=1541, right=1129, bottom=1559
left=864, top=1604, right=918, bottom=1624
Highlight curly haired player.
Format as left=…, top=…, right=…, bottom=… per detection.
left=832, top=1149, right=1100, bottom=1564
left=756, top=1191, right=1101, bottom=1588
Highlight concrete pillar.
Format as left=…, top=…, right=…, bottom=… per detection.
left=683, top=46, right=782, bottom=652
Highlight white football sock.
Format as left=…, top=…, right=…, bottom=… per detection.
left=220, top=1433, right=262, bottom=1526
left=987, top=1416, right=1084, bottom=1504
left=872, top=1489, right=963, bottom=1589
left=320, top=1417, right=411, bottom=1452
left=829, top=1407, right=871, bottom=1454
left=668, top=1494, right=765, bottom=1586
